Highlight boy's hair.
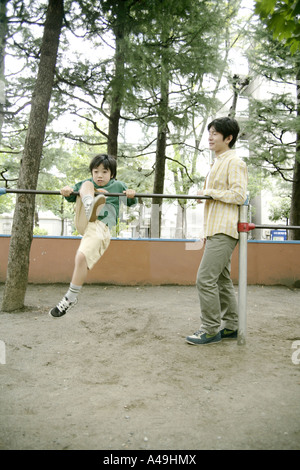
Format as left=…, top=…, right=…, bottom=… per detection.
left=208, top=117, right=240, bottom=148
left=89, top=154, right=117, bottom=179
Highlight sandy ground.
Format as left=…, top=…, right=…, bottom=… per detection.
left=0, top=283, right=299, bottom=451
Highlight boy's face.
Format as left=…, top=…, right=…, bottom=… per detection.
left=208, top=126, right=232, bottom=155
left=92, top=163, right=112, bottom=187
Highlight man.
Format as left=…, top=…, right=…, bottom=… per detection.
left=186, top=116, right=248, bottom=345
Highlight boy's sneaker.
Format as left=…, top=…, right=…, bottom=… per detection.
left=220, top=328, right=238, bottom=340
left=85, top=194, right=106, bottom=222
left=49, top=297, right=77, bottom=318
left=186, top=330, right=221, bottom=345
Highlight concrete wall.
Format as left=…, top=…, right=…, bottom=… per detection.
left=0, top=236, right=299, bottom=287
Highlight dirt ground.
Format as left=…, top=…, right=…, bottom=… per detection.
left=0, top=283, right=299, bottom=451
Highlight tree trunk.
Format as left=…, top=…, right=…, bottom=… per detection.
left=60, top=197, right=64, bottom=236
left=151, top=127, right=167, bottom=237
left=289, top=65, right=300, bottom=240
left=151, top=41, right=169, bottom=238
left=1, top=0, right=64, bottom=312
left=290, top=144, right=300, bottom=240
left=107, top=2, right=126, bottom=158
left=0, top=0, right=8, bottom=137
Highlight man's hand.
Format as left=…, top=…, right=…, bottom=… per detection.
left=197, top=189, right=204, bottom=204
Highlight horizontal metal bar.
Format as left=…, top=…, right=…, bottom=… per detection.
left=253, top=224, right=300, bottom=230
left=4, top=188, right=70, bottom=195
left=2, top=189, right=300, bottom=229
left=2, top=188, right=211, bottom=199
left=111, top=193, right=212, bottom=199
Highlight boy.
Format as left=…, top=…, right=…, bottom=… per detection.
left=49, top=153, right=137, bottom=317
left=186, top=116, right=248, bottom=345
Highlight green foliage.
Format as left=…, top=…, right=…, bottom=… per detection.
left=244, top=24, right=299, bottom=187
left=4, top=0, right=298, bottom=232
left=254, top=0, right=300, bottom=54
left=33, top=226, right=48, bottom=236
left=1, top=0, right=244, bottom=200
left=268, top=177, right=293, bottom=222
left=0, top=192, right=14, bottom=215
left=245, top=93, right=298, bottom=173
left=269, top=196, right=290, bottom=222
left=247, top=168, right=272, bottom=201
left=110, top=218, right=129, bottom=237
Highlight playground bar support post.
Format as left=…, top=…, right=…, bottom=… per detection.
left=238, top=203, right=248, bottom=346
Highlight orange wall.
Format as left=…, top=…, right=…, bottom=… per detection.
left=0, top=236, right=299, bottom=287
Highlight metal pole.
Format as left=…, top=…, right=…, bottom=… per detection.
left=1, top=187, right=211, bottom=200
left=238, top=202, right=248, bottom=346
left=252, top=224, right=300, bottom=230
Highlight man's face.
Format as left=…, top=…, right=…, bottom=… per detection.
left=208, top=126, right=232, bottom=155
left=92, top=163, right=111, bottom=187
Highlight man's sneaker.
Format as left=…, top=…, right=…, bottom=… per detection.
left=220, top=328, right=238, bottom=340
left=85, top=194, right=106, bottom=222
left=49, top=297, right=77, bottom=318
left=186, top=330, right=221, bottom=345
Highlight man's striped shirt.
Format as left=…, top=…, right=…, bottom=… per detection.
left=202, top=150, right=248, bottom=239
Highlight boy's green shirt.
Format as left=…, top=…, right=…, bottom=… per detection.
left=65, top=178, right=137, bottom=230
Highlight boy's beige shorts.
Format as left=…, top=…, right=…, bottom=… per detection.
left=78, top=220, right=111, bottom=270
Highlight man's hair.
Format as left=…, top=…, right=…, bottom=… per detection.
left=89, top=154, right=117, bottom=179
left=208, top=117, right=240, bottom=148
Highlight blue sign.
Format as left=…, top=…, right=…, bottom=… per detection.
left=271, top=230, right=287, bottom=241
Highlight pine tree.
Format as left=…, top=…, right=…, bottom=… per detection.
left=245, top=26, right=300, bottom=239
